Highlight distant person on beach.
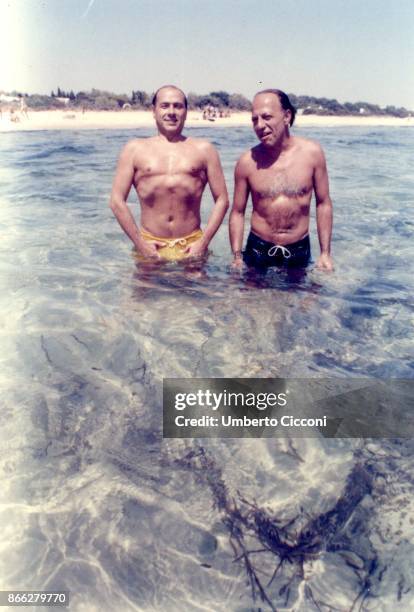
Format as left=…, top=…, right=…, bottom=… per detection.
left=229, top=89, right=333, bottom=271
left=19, top=95, right=29, bottom=119
left=10, top=108, right=20, bottom=123
left=110, top=85, right=229, bottom=261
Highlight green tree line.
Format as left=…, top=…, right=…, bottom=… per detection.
left=288, top=94, right=411, bottom=117
left=2, top=87, right=411, bottom=117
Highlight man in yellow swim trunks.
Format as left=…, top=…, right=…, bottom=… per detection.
left=110, top=85, right=229, bottom=261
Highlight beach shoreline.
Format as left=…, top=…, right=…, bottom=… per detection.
left=1, top=109, right=412, bottom=132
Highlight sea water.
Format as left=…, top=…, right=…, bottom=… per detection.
left=0, top=125, right=413, bottom=611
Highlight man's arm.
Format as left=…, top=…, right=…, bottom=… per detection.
left=313, top=145, right=334, bottom=271
left=229, top=155, right=250, bottom=266
left=109, top=142, right=162, bottom=258
left=185, top=143, right=229, bottom=256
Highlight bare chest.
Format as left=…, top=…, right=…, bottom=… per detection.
left=136, top=150, right=207, bottom=183
left=249, top=161, right=313, bottom=200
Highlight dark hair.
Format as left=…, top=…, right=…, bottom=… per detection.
left=255, top=89, right=296, bottom=126
left=152, top=85, right=188, bottom=109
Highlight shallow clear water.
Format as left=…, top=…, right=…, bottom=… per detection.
left=0, top=126, right=413, bottom=611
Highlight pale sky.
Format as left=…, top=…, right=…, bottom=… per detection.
left=1, top=0, right=413, bottom=109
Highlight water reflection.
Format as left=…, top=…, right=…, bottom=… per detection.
left=1, top=126, right=413, bottom=611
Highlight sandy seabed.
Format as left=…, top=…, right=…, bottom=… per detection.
left=1, top=109, right=413, bottom=132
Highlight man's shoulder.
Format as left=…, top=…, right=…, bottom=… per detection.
left=185, top=137, right=221, bottom=163
left=186, top=136, right=216, bottom=152
left=235, top=148, right=255, bottom=172
left=292, top=135, right=324, bottom=157
left=120, top=136, right=158, bottom=159
left=121, top=137, right=149, bottom=153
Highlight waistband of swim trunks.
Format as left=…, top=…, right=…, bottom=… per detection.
left=140, top=228, right=203, bottom=243
left=248, top=231, right=310, bottom=250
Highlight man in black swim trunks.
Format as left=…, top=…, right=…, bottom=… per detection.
left=229, top=89, right=333, bottom=271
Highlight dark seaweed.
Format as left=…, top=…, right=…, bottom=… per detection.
left=174, top=446, right=376, bottom=611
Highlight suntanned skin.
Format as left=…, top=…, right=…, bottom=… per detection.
left=229, top=92, right=333, bottom=270
left=110, top=86, right=229, bottom=259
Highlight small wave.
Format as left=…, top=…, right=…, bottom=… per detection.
left=23, top=144, right=95, bottom=161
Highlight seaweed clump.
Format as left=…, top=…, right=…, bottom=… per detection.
left=175, top=446, right=376, bottom=611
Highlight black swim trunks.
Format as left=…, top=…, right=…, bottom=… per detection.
left=243, top=232, right=311, bottom=269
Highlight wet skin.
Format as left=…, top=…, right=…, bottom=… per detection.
left=229, top=93, right=333, bottom=270
left=110, top=86, right=229, bottom=259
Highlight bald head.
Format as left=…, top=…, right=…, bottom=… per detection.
left=152, top=85, right=188, bottom=109
left=254, top=89, right=296, bottom=126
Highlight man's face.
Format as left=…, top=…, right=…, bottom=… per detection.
left=153, top=87, right=187, bottom=136
left=251, top=93, right=291, bottom=147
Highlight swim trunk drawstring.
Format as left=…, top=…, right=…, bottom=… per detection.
left=267, top=244, right=292, bottom=259
left=138, top=228, right=203, bottom=261
left=164, top=237, right=189, bottom=248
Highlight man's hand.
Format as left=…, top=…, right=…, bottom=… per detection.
left=231, top=252, right=244, bottom=269
left=184, top=237, right=208, bottom=258
left=316, top=253, right=334, bottom=271
left=137, top=240, right=163, bottom=259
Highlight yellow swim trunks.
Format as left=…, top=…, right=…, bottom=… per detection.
left=139, top=228, right=204, bottom=261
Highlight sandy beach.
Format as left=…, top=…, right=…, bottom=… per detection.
left=1, top=109, right=412, bottom=132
